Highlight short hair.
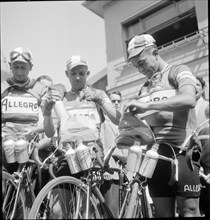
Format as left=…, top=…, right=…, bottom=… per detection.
left=196, top=75, right=206, bottom=89
left=109, top=90, right=122, bottom=98
left=37, top=75, right=53, bottom=82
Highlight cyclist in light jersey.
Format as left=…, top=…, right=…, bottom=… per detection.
left=56, top=55, right=121, bottom=177
left=124, top=34, right=200, bottom=217
left=1, top=47, right=66, bottom=174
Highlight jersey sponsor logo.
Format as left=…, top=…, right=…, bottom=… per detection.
left=138, top=89, right=176, bottom=103
left=183, top=184, right=201, bottom=192
left=2, top=96, right=38, bottom=114
left=66, top=104, right=101, bottom=124
left=68, top=127, right=89, bottom=133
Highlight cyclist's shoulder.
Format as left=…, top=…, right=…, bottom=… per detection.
left=168, top=64, right=193, bottom=78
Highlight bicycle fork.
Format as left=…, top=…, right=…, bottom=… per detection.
left=126, top=181, right=139, bottom=218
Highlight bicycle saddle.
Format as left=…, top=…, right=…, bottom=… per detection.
left=116, top=112, right=155, bottom=147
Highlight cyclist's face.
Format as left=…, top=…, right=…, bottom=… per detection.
left=66, top=65, right=89, bottom=92
left=9, top=61, right=32, bottom=82
left=110, top=94, right=121, bottom=110
left=130, top=49, right=158, bottom=79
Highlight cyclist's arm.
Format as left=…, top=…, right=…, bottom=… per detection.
left=148, top=84, right=196, bottom=111
left=124, top=84, right=196, bottom=113
left=43, top=115, right=55, bottom=137
left=100, top=100, right=121, bottom=125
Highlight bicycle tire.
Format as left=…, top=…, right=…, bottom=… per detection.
left=2, top=171, right=27, bottom=219
left=28, top=176, right=101, bottom=219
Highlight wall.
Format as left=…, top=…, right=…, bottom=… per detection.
left=102, top=0, right=208, bottom=104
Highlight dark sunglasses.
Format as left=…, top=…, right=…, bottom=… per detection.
left=10, top=51, right=32, bottom=62
left=111, top=100, right=121, bottom=103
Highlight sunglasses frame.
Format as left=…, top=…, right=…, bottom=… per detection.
left=111, top=100, right=121, bottom=103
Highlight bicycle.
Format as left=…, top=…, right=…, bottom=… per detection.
left=27, top=114, right=158, bottom=219
left=2, top=133, right=51, bottom=220
left=28, top=113, right=210, bottom=219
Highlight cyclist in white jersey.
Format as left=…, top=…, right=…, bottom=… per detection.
left=56, top=55, right=121, bottom=177
left=123, top=34, right=200, bottom=217
left=1, top=47, right=66, bottom=174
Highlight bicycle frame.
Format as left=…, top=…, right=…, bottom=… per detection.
left=2, top=134, right=46, bottom=220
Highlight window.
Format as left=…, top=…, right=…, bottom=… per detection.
left=123, top=0, right=198, bottom=57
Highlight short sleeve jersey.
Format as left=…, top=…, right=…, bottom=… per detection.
left=1, top=79, right=48, bottom=129
left=62, top=89, right=109, bottom=137
left=137, top=64, right=197, bottom=147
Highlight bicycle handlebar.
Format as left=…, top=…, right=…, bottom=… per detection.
left=104, top=144, right=117, bottom=168
left=93, top=146, right=114, bottom=175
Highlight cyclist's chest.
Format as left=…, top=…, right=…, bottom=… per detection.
left=2, top=90, right=39, bottom=123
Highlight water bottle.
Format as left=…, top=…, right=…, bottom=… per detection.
left=126, top=141, right=142, bottom=173
left=139, top=143, right=159, bottom=178
left=65, top=145, right=82, bottom=174
left=15, top=138, right=29, bottom=163
left=3, top=139, right=16, bottom=163
left=75, top=139, right=93, bottom=171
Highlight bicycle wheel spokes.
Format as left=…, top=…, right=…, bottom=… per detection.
left=28, top=176, right=101, bottom=219
left=2, top=172, right=26, bottom=220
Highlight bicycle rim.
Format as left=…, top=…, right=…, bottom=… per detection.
left=28, top=176, right=101, bottom=219
left=2, top=171, right=26, bottom=219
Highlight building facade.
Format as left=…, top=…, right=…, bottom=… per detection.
left=83, top=0, right=208, bottom=104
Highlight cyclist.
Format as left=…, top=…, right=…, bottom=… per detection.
left=123, top=34, right=200, bottom=217
left=195, top=75, right=210, bottom=217
left=47, top=55, right=121, bottom=218
left=1, top=47, right=65, bottom=174
left=56, top=55, right=121, bottom=176
left=100, top=90, right=128, bottom=217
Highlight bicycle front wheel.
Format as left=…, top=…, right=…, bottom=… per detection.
left=2, top=171, right=26, bottom=219
left=28, top=176, right=101, bottom=219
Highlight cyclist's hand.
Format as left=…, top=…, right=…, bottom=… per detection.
left=42, top=89, right=62, bottom=116
left=123, top=99, right=149, bottom=114
left=49, top=89, right=62, bottom=102
left=81, top=87, right=105, bottom=104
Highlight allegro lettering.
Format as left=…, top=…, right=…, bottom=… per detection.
left=145, top=96, right=168, bottom=103
left=184, top=184, right=201, bottom=192
left=2, top=98, right=38, bottom=112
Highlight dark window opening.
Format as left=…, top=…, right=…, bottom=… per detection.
left=152, top=13, right=198, bottom=48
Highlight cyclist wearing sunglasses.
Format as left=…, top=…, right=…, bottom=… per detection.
left=1, top=47, right=66, bottom=174
left=110, top=91, right=122, bottom=111
left=100, top=90, right=129, bottom=217
left=123, top=34, right=201, bottom=217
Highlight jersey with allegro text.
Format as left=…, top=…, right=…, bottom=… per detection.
left=1, top=80, right=47, bottom=129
